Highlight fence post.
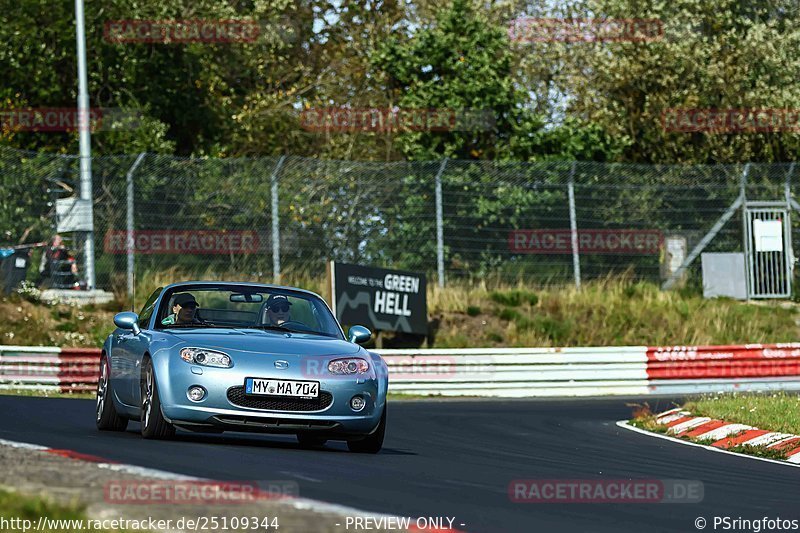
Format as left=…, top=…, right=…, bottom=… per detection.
left=784, top=162, right=795, bottom=207
left=435, top=158, right=448, bottom=288
left=75, top=0, right=95, bottom=290
left=568, top=162, right=581, bottom=288
left=786, top=162, right=797, bottom=292
left=125, top=153, right=146, bottom=304
left=740, top=163, right=751, bottom=300
left=271, top=156, right=287, bottom=283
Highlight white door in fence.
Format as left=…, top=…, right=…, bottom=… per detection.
left=744, top=206, right=793, bottom=298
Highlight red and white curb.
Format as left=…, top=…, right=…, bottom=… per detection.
left=618, top=407, right=800, bottom=467
left=0, top=437, right=465, bottom=532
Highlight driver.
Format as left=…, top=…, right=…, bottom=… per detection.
left=161, top=293, right=202, bottom=325
left=265, top=294, right=292, bottom=326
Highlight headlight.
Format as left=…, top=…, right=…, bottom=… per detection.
left=180, top=347, right=232, bottom=368
left=328, top=358, right=369, bottom=375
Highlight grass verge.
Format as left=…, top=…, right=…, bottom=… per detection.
left=3, top=274, right=798, bottom=349
left=428, top=276, right=799, bottom=347
left=0, top=487, right=123, bottom=532
left=684, top=392, right=800, bottom=435
left=0, top=389, right=94, bottom=399
left=629, top=394, right=800, bottom=462
left=725, top=443, right=789, bottom=461
left=628, top=411, right=669, bottom=434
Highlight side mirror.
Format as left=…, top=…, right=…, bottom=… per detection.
left=348, top=325, right=372, bottom=345
left=114, top=312, right=141, bottom=335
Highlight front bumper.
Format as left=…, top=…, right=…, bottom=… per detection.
left=155, top=355, right=385, bottom=436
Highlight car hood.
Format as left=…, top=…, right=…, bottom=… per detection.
left=161, top=328, right=361, bottom=356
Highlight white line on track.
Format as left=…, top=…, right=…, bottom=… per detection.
left=97, top=463, right=201, bottom=480
left=0, top=438, right=49, bottom=451
left=616, top=420, right=800, bottom=470
left=278, top=471, right=322, bottom=483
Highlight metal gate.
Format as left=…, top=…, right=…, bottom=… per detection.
left=743, top=203, right=793, bottom=298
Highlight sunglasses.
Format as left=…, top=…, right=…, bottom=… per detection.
left=180, top=302, right=198, bottom=309
left=270, top=304, right=290, bottom=313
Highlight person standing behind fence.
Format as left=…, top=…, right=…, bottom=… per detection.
left=37, top=235, right=78, bottom=288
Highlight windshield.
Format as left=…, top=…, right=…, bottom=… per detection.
left=155, top=286, right=342, bottom=339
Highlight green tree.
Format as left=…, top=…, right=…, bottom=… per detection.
left=544, top=0, right=800, bottom=163
left=0, top=0, right=311, bottom=156
left=373, top=0, right=540, bottom=160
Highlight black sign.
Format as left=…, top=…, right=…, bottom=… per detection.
left=330, top=262, right=428, bottom=336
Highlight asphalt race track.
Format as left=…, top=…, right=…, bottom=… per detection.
left=0, top=396, right=798, bottom=533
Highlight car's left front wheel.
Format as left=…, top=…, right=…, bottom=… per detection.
left=140, top=358, right=175, bottom=439
left=347, top=404, right=386, bottom=454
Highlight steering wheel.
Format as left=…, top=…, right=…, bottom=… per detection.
left=276, top=320, right=312, bottom=331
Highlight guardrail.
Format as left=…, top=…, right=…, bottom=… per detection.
left=380, top=347, right=650, bottom=397
left=0, top=346, right=99, bottom=393
left=643, top=343, right=800, bottom=396
left=3, top=343, right=800, bottom=397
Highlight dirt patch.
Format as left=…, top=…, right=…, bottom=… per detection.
left=0, top=295, right=120, bottom=347
left=0, top=441, right=404, bottom=532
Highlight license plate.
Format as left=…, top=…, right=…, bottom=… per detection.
left=244, top=378, right=319, bottom=399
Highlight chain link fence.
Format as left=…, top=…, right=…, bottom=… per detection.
left=2, top=145, right=799, bottom=297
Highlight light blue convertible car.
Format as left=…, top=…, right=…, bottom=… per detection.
left=96, top=281, right=388, bottom=453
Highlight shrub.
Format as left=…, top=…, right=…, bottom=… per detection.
left=16, top=281, right=42, bottom=304
left=489, top=289, right=538, bottom=307
left=533, top=316, right=573, bottom=344
left=487, top=331, right=503, bottom=343
left=497, top=307, right=521, bottom=321
left=55, top=322, right=78, bottom=332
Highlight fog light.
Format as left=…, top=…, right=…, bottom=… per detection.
left=187, top=386, right=206, bottom=402
left=350, top=395, right=366, bottom=412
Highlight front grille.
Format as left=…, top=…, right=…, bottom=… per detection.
left=226, top=386, right=333, bottom=412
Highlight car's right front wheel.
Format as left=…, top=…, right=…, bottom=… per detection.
left=96, top=355, right=128, bottom=431
left=347, top=405, right=386, bottom=454
left=140, top=358, right=175, bottom=439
